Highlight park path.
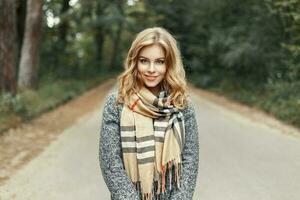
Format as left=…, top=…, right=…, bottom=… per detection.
left=0, top=84, right=300, bottom=200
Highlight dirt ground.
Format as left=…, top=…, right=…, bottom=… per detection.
left=0, top=80, right=299, bottom=186
left=0, top=79, right=115, bottom=186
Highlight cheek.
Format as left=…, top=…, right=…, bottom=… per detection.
left=137, top=63, right=146, bottom=73
left=159, top=65, right=167, bottom=75
left=137, top=68, right=143, bottom=78
left=137, top=64, right=142, bottom=72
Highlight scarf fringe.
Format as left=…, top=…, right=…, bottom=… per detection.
left=133, top=159, right=182, bottom=200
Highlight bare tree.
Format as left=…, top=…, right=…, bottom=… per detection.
left=18, top=0, right=42, bottom=89
left=0, top=0, right=17, bottom=94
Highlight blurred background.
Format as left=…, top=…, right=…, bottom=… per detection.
left=1, top=1, right=300, bottom=199
left=0, top=0, right=299, bottom=132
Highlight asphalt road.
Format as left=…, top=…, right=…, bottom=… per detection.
left=0, top=86, right=300, bottom=200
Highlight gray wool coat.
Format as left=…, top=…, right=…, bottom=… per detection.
left=98, top=92, right=199, bottom=200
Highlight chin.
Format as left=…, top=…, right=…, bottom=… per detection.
left=144, top=80, right=160, bottom=87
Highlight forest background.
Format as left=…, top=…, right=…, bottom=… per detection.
left=0, top=0, right=299, bottom=133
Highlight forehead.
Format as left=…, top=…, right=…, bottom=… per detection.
left=138, top=44, right=165, bottom=59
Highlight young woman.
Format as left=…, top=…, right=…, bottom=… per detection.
left=99, top=27, right=199, bottom=200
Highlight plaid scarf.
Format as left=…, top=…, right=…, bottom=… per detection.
left=120, top=86, right=185, bottom=200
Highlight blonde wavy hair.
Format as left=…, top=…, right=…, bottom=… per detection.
left=116, top=27, right=188, bottom=109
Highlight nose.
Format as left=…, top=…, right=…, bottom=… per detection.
left=148, top=62, right=155, bottom=72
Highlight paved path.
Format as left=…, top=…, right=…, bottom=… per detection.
left=0, top=86, right=300, bottom=200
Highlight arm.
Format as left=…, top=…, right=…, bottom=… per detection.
left=99, top=94, right=140, bottom=200
left=170, top=99, right=200, bottom=200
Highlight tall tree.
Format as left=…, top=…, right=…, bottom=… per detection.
left=16, top=0, right=27, bottom=64
left=109, top=0, right=125, bottom=70
left=59, top=0, right=70, bottom=46
left=94, top=1, right=109, bottom=66
left=18, top=0, right=43, bottom=89
left=0, top=0, right=17, bottom=94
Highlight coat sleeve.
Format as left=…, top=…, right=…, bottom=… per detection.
left=170, top=99, right=200, bottom=200
left=99, top=94, right=140, bottom=200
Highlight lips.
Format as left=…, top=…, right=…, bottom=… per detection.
left=144, top=75, right=158, bottom=81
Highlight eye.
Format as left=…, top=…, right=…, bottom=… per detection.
left=139, top=59, right=149, bottom=64
left=156, top=60, right=165, bottom=65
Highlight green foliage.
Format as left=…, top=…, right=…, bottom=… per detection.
left=265, top=0, right=300, bottom=82
left=2, top=0, right=299, bottom=130
left=0, top=72, right=117, bottom=133
left=0, top=93, right=26, bottom=115
left=260, top=81, right=300, bottom=125
left=40, top=0, right=127, bottom=80
left=145, top=0, right=299, bottom=127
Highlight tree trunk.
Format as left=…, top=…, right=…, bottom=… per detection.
left=95, top=30, right=105, bottom=66
left=109, top=0, right=124, bottom=70
left=18, top=0, right=42, bottom=89
left=59, top=0, right=70, bottom=44
left=94, top=1, right=105, bottom=66
left=94, top=1, right=109, bottom=68
left=0, top=0, right=17, bottom=94
left=16, top=0, right=27, bottom=66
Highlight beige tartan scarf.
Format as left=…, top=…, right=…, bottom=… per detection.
left=120, top=86, right=185, bottom=200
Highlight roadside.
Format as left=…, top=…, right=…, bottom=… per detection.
left=0, top=78, right=115, bottom=185
left=188, top=83, right=300, bottom=140
left=0, top=74, right=117, bottom=134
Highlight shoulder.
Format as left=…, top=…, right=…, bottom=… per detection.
left=103, top=91, right=122, bottom=110
left=104, top=92, right=118, bottom=104
left=180, top=97, right=196, bottom=120
left=102, top=92, right=122, bottom=118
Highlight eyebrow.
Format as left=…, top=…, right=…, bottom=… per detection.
left=138, top=56, right=165, bottom=60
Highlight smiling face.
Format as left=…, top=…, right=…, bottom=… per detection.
left=137, top=44, right=167, bottom=96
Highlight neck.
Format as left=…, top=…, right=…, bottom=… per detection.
left=146, top=84, right=163, bottom=96
left=149, top=88, right=159, bottom=96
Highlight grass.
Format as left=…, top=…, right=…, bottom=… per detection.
left=0, top=71, right=118, bottom=134
left=189, top=73, right=300, bottom=129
